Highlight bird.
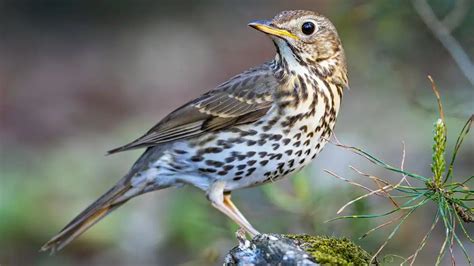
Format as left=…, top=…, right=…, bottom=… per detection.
left=41, top=10, right=348, bottom=253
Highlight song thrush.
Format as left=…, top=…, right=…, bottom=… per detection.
left=42, top=10, right=348, bottom=253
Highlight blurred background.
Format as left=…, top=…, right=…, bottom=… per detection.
left=1, top=0, right=473, bottom=265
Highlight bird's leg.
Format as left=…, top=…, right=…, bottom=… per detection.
left=223, top=193, right=259, bottom=235
left=207, top=181, right=260, bottom=237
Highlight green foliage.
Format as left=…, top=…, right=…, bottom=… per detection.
left=431, top=118, right=447, bottom=186
left=326, top=78, right=473, bottom=265
left=287, top=234, right=372, bottom=265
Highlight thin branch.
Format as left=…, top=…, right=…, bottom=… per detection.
left=336, top=184, right=392, bottom=214
left=349, top=166, right=400, bottom=208
left=370, top=205, right=420, bottom=264
left=412, top=0, right=474, bottom=86
left=449, top=218, right=456, bottom=266
left=428, top=76, right=445, bottom=122
left=400, top=141, right=412, bottom=186
left=324, top=169, right=383, bottom=195
left=360, top=213, right=406, bottom=239
left=442, top=0, right=469, bottom=33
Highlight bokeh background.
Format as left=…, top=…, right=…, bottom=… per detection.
left=1, top=0, right=473, bottom=265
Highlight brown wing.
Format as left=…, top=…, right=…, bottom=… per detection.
left=107, top=63, right=279, bottom=154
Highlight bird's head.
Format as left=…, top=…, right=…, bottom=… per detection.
left=249, top=10, right=344, bottom=70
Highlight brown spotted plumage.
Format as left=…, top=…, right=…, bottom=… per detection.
left=42, top=10, right=348, bottom=253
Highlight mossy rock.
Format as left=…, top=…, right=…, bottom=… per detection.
left=225, top=233, right=372, bottom=265
left=286, top=234, right=372, bottom=265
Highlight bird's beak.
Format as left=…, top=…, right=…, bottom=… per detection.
left=248, top=20, right=299, bottom=40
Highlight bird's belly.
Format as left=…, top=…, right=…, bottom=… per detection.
left=167, top=110, right=332, bottom=192
left=224, top=119, right=330, bottom=191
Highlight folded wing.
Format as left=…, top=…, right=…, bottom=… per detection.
left=108, top=63, right=279, bottom=154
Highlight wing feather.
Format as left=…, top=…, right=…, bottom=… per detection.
left=107, top=63, right=278, bottom=154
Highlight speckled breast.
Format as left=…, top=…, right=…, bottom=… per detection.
left=165, top=78, right=341, bottom=192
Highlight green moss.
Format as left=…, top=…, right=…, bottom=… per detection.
left=286, top=234, right=372, bottom=265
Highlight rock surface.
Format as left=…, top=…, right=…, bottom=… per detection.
left=224, top=231, right=372, bottom=265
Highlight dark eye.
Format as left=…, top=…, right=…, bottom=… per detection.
left=301, top=21, right=315, bottom=35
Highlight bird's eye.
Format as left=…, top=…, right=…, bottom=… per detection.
left=301, top=21, right=316, bottom=35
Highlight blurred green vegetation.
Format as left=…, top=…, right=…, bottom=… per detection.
left=1, top=0, right=473, bottom=265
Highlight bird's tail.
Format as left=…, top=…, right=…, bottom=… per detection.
left=41, top=181, right=137, bottom=254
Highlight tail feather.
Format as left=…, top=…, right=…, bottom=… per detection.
left=42, top=146, right=169, bottom=254
left=41, top=183, right=133, bottom=254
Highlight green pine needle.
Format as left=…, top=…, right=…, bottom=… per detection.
left=326, top=77, right=473, bottom=265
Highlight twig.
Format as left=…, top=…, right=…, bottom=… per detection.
left=412, top=0, right=474, bottom=87
left=360, top=213, right=405, bottom=239
left=323, top=169, right=383, bottom=196
left=428, top=76, right=445, bottom=122
left=400, top=141, right=412, bottom=187
left=442, top=0, right=469, bottom=33
left=349, top=166, right=400, bottom=208
left=449, top=218, right=456, bottom=266
left=349, top=166, right=390, bottom=187
left=336, top=184, right=392, bottom=214
left=370, top=204, right=420, bottom=264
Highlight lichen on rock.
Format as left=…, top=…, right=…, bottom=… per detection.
left=286, top=234, right=372, bottom=265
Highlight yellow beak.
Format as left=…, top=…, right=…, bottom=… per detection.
left=248, top=20, right=299, bottom=40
